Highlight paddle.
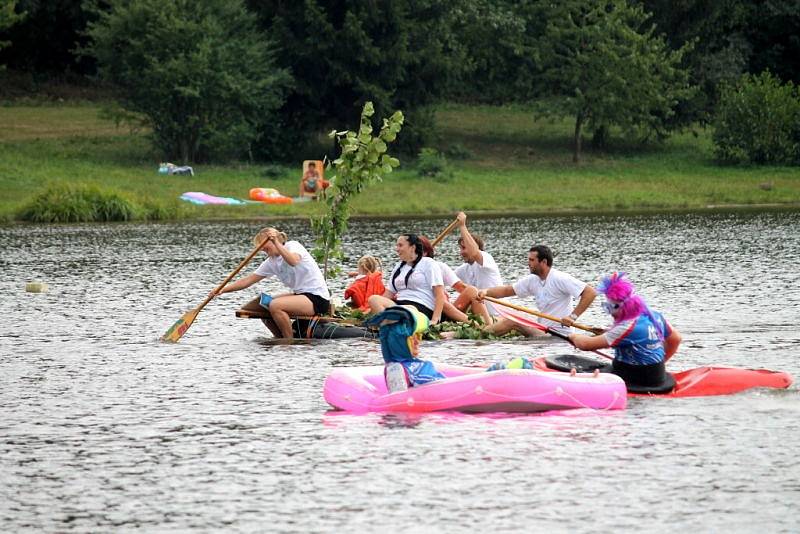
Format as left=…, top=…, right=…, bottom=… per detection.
left=491, top=301, right=614, bottom=360
left=430, top=218, right=459, bottom=248
left=483, top=296, right=602, bottom=335
left=161, top=239, right=267, bottom=343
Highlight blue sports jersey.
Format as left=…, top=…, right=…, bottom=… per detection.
left=604, top=311, right=672, bottom=365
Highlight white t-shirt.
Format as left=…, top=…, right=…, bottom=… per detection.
left=512, top=267, right=586, bottom=333
left=454, top=251, right=503, bottom=288
left=388, top=256, right=443, bottom=311
left=254, top=241, right=331, bottom=300
left=436, top=260, right=461, bottom=289
left=455, top=251, right=504, bottom=314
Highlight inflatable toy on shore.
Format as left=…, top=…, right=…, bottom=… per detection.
left=180, top=192, right=246, bottom=205
left=249, top=187, right=292, bottom=204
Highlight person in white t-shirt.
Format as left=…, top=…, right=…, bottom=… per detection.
left=368, top=233, right=445, bottom=324
left=477, top=244, right=596, bottom=336
left=417, top=235, right=490, bottom=324
left=213, top=227, right=331, bottom=338
left=453, top=211, right=504, bottom=324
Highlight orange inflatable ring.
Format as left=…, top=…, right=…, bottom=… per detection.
left=249, top=187, right=293, bottom=204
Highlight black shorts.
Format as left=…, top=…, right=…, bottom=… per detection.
left=394, top=299, right=434, bottom=320
left=299, top=292, right=331, bottom=315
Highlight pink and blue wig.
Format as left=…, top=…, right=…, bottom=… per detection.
left=598, top=273, right=663, bottom=338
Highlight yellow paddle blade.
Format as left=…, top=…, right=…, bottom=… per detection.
left=160, top=308, right=199, bottom=343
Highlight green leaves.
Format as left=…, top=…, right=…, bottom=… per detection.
left=84, top=0, right=289, bottom=162
left=713, top=71, right=800, bottom=165
left=532, top=0, right=695, bottom=161
left=311, top=102, right=404, bottom=278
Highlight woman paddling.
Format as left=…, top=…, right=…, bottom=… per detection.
left=569, top=272, right=682, bottom=391
left=368, top=233, right=445, bottom=325
left=213, top=227, right=331, bottom=338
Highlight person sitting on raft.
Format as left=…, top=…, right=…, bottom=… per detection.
left=344, top=255, right=385, bottom=312
left=213, top=227, right=331, bottom=339
left=368, top=233, right=445, bottom=325
left=453, top=211, right=503, bottom=325
left=477, top=244, right=596, bottom=337
left=365, top=305, right=444, bottom=393
left=418, top=235, right=492, bottom=325
left=569, top=272, right=682, bottom=392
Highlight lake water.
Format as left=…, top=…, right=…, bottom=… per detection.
left=1, top=211, right=799, bottom=533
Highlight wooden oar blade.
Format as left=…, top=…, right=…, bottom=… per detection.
left=160, top=308, right=199, bottom=343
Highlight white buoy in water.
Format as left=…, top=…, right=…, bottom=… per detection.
left=25, top=280, right=48, bottom=293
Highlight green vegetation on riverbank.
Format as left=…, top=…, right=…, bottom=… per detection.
left=1, top=102, right=798, bottom=223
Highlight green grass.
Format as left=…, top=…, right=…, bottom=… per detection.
left=1, top=102, right=798, bottom=223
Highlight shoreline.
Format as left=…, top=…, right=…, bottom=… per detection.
left=5, top=201, right=797, bottom=227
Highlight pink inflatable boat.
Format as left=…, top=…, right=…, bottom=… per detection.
left=323, top=363, right=627, bottom=414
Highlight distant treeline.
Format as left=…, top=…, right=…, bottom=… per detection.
left=1, top=0, right=798, bottom=165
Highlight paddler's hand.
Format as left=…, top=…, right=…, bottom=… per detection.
left=456, top=211, right=467, bottom=227
left=476, top=290, right=486, bottom=302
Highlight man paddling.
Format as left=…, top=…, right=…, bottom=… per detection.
left=476, top=244, right=596, bottom=337
left=453, top=211, right=504, bottom=325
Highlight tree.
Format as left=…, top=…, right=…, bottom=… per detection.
left=713, top=71, right=800, bottom=165
left=533, top=0, right=695, bottom=162
left=447, top=0, right=546, bottom=104
left=642, top=0, right=754, bottom=127
left=0, top=0, right=25, bottom=71
left=311, top=102, right=403, bottom=278
left=84, top=0, right=290, bottom=162
left=246, top=0, right=467, bottom=158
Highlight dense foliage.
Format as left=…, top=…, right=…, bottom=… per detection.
left=0, top=0, right=23, bottom=69
left=2, top=0, right=799, bottom=166
left=17, top=182, right=181, bottom=223
left=311, top=102, right=403, bottom=278
left=713, top=72, right=800, bottom=165
left=84, top=0, right=289, bottom=163
left=245, top=0, right=466, bottom=157
left=533, top=0, right=694, bottom=162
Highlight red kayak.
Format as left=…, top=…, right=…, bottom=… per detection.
left=533, top=356, right=793, bottom=398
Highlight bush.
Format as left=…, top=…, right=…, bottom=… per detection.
left=416, top=147, right=451, bottom=179
left=261, top=163, right=291, bottom=179
left=18, top=183, right=138, bottom=223
left=713, top=72, right=800, bottom=165
left=444, top=142, right=473, bottom=160
left=85, top=0, right=290, bottom=163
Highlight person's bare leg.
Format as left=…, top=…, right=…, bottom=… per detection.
left=483, top=317, right=516, bottom=336
left=455, top=287, right=493, bottom=326
left=443, top=300, right=469, bottom=322
left=240, top=296, right=282, bottom=337
left=269, top=294, right=316, bottom=338
left=368, top=294, right=396, bottom=315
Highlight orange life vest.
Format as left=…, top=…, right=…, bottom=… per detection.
left=344, top=272, right=386, bottom=311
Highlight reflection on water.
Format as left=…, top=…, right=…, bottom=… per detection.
left=1, top=211, right=799, bottom=532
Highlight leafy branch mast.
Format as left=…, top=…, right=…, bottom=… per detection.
left=311, top=102, right=404, bottom=278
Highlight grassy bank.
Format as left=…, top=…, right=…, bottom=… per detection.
left=1, top=102, right=799, bottom=223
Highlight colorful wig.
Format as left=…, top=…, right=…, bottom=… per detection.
left=598, top=272, right=664, bottom=339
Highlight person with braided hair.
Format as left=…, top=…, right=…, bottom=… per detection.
left=368, top=233, right=445, bottom=324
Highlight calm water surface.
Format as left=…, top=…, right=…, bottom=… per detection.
left=1, top=212, right=799, bottom=533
